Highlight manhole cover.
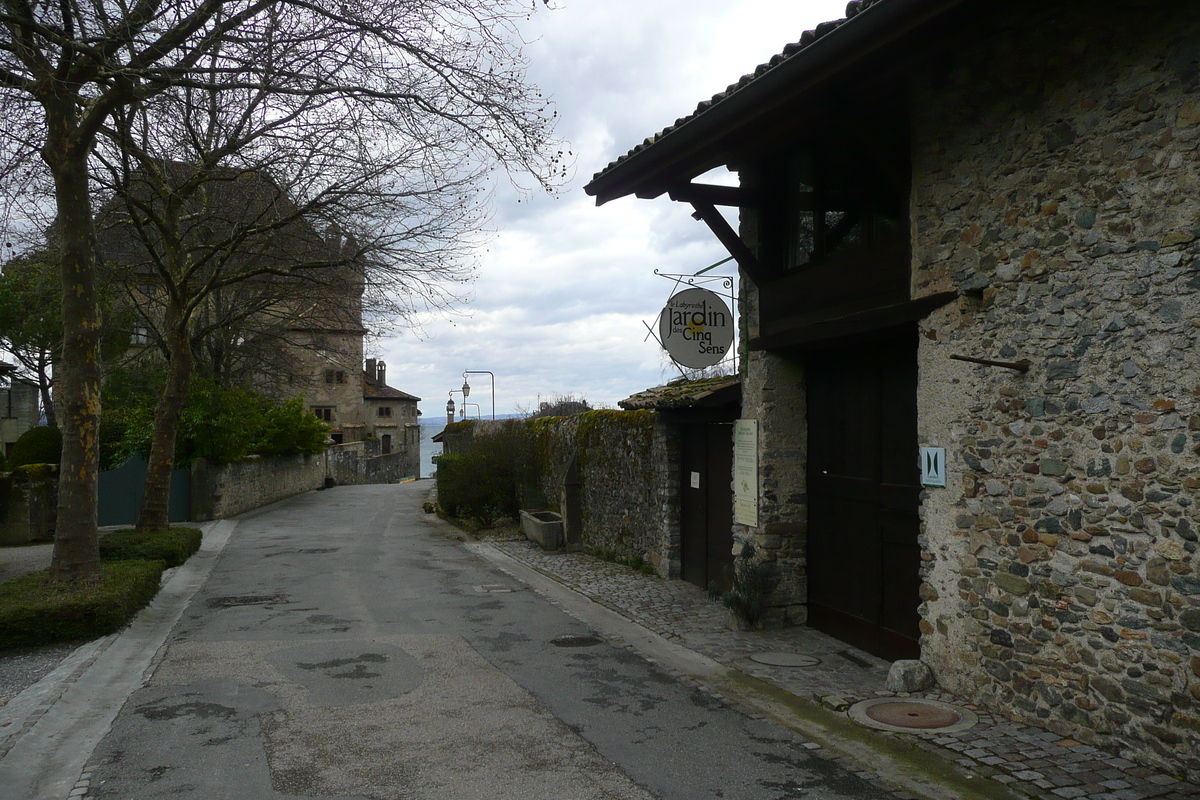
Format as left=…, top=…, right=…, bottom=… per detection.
left=550, top=634, right=603, bottom=648
left=473, top=584, right=514, bottom=593
left=748, top=652, right=820, bottom=667
left=848, top=698, right=977, bottom=733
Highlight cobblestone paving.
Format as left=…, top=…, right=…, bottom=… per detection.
left=491, top=541, right=1200, bottom=800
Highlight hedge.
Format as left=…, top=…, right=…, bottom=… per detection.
left=99, top=527, right=202, bottom=568
left=0, top=561, right=165, bottom=648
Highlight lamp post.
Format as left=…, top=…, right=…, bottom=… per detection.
left=462, top=370, right=495, bottom=419
left=463, top=402, right=482, bottom=419
left=447, top=389, right=465, bottom=424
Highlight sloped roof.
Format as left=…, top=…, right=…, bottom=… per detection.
left=584, top=0, right=967, bottom=204
left=619, top=377, right=740, bottom=410
left=363, top=372, right=419, bottom=402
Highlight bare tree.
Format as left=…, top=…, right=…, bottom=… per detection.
left=0, top=1, right=563, bottom=581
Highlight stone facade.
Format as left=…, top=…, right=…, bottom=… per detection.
left=906, top=3, right=1200, bottom=778
left=586, top=0, right=1200, bottom=780
left=0, top=378, right=40, bottom=460
left=733, top=349, right=808, bottom=626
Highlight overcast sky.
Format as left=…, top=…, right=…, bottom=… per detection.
left=380, top=0, right=849, bottom=422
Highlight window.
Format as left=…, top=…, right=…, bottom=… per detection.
left=775, top=149, right=905, bottom=272
left=324, top=370, right=346, bottom=384
left=130, top=326, right=149, bottom=345
left=313, top=407, right=335, bottom=422
left=377, top=406, right=392, bottom=417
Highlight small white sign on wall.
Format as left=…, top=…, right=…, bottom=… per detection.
left=690, top=471, right=701, bottom=489
left=920, top=446, right=946, bottom=487
left=733, top=420, right=758, bottom=527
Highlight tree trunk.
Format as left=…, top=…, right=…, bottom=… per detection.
left=37, top=347, right=56, bottom=429
left=137, top=304, right=192, bottom=532
left=48, top=151, right=102, bottom=584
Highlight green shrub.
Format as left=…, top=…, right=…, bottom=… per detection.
left=0, top=561, right=165, bottom=648
left=436, top=452, right=518, bottom=523
left=0, top=447, right=7, bottom=473
left=176, top=380, right=266, bottom=465
left=99, top=527, right=202, bottom=568
left=255, top=397, right=329, bottom=456
left=9, top=426, right=62, bottom=468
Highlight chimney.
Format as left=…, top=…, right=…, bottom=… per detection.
left=365, top=358, right=376, bottom=383
left=376, top=360, right=386, bottom=386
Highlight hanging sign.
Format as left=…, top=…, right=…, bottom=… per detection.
left=659, top=287, right=734, bottom=369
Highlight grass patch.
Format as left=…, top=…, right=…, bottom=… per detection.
left=0, top=561, right=165, bottom=648
left=99, top=526, right=202, bottom=568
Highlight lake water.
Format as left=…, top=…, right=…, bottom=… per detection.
left=419, top=421, right=443, bottom=478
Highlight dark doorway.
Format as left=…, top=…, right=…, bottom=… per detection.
left=381, top=434, right=392, bottom=455
left=680, top=423, right=735, bottom=592
left=805, top=329, right=921, bottom=661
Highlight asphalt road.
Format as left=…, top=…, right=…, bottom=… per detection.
left=79, top=483, right=883, bottom=800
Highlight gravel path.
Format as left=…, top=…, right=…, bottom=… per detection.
left=0, top=543, right=53, bottom=584
left=0, top=643, right=81, bottom=709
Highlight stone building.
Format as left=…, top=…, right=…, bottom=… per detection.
left=586, top=0, right=1200, bottom=779
left=363, top=357, right=420, bottom=462
left=0, top=363, right=40, bottom=459
left=96, top=166, right=421, bottom=452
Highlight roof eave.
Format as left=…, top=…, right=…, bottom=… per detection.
left=583, top=0, right=969, bottom=206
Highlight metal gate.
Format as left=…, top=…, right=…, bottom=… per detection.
left=98, top=455, right=192, bottom=527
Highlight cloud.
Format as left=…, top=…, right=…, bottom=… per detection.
left=378, top=0, right=850, bottom=418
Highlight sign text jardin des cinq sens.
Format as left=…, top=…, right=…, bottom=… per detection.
left=658, top=287, right=734, bottom=369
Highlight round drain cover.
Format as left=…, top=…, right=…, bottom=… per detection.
left=748, top=652, right=820, bottom=667
left=848, top=698, right=978, bottom=734
left=867, top=701, right=959, bottom=729
left=550, top=634, right=603, bottom=648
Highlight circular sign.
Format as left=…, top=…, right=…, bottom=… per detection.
left=659, top=288, right=734, bottom=369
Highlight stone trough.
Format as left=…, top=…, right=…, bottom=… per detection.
left=520, top=510, right=564, bottom=550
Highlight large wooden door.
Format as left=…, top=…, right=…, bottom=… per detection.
left=806, top=330, right=921, bottom=660
left=680, top=423, right=735, bottom=592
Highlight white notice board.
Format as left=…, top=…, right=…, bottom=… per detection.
left=733, top=419, right=758, bottom=527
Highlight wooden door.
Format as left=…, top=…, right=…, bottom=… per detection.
left=806, top=330, right=921, bottom=660
left=680, top=423, right=735, bottom=592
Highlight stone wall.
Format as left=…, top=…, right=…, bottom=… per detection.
left=327, top=440, right=415, bottom=486
left=193, top=453, right=325, bottom=520
left=0, top=465, right=57, bottom=545
left=909, top=1, right=1200, bottom=778
left=528, top=411, right=679, bottom=574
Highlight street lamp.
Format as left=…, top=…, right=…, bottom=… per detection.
left=463, top=402, right=482, bottom=419
left=462, top=370, right=495, bottom=419
left=447, top=389, right=466, bottom=424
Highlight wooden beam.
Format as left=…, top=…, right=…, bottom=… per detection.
left=688, top=201, right=765, bottom=285
left=749, top=291, right=958, bottom=351
left=668, top=183, right=758, bottom=207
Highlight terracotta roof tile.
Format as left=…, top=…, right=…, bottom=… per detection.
left=363, top=372, right=420, bottom=401
left=590, top=0, right=887, bottom=183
